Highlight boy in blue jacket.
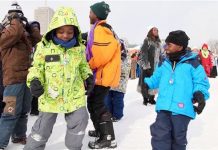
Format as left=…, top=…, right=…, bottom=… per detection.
left=144, top=30, right=210, bottom=150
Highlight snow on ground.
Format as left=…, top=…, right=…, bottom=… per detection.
left=7, top=78, right=218, bottom=150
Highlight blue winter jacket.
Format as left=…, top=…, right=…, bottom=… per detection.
left=144, top=51, right=210, bottom=119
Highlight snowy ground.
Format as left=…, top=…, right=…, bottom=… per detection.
left=7, top=77, right=218, bottom=150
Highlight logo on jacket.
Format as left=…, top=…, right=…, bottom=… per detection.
left=178, top=103, right=184, bottom=108
left=8, top=106, right=14, bottom=113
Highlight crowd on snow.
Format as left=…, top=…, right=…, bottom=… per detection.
left=0, top=1, right=211, bottom=150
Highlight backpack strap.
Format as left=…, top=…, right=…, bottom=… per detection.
left=101, top=23, right=119, bottom=40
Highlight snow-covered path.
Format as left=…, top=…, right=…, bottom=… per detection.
left=7, top=78, right=218, bottom=150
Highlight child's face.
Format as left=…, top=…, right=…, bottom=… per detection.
left=202, top=46, right=208, bottom=50
left=56, top=25, right=74, bottom=42
left=165, top=42, right=183, bottom=54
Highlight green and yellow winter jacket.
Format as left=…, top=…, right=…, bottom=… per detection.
left=27, top=7, right=92, bottom=113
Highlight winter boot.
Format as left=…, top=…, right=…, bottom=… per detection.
left=143, top=97, right=148, bottom=106
left=148, top=95, right=156, bottom=105
left=88, top=121, right=117, bottom=149
left=11, top=136, right=27, bottom=145
left=88, top=137, right=117, bottom=149
left=88, top=130, right=100, bottom=138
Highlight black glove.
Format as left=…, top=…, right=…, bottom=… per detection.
left=121, top=51, right=127, bottom=61
left=7, top=13, right=24, bottom=22
left=145, top=69, right=153, bottom=76
left=30, top=79, right=44, bottom=98
left=142, top=83, right=149, bottom=98
left=85, top=75, right=94, bottom=95
left=192, top=91, right=206, bottom=114
left=8, top=13, right=28, bottom=25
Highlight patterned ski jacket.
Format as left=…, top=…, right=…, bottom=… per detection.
left=27, top=7, right=92, bottom=113
left=111, top=54, right=131, bottom=93
left=144, top=51, right=210, bottom=119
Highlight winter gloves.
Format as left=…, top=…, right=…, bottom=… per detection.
left=143, top=83, right=149, bottom=98
left=85, top=75, right=95, bottom=95
left=30, top=79, right=44, bottom=98
left=30, top=75, right=95, bottom=98
left=193, top=91, right=206, bottom=114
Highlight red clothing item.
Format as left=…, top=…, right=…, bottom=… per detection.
left=198, top=50, right=213, bottom=76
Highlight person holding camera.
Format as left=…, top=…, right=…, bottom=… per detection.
left=0, top=2, right=40, bottom=149
left=0, top=23, right=4, bottom=118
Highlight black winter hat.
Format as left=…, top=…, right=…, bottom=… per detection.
left=8, top=1, right=23, bottom=15
left=165, top=30, right=190, bottom=48
left=90, top=1, right=110, bottom=20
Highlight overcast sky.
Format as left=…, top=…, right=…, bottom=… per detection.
left=1, top=0, right=218, bottom=48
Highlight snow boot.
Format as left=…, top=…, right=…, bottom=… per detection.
left=88, top=138, right=117, bottom=149
left=88, top=121, right=117, bottom=149
left=11, top=136, right=27, bottom=145
left=88, top=130, right=100, bottom=138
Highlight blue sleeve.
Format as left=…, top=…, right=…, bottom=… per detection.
left=192, top=65, right=210, bottom=100
left=144, top=65, right=162, bottom=89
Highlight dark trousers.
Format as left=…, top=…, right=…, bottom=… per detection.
left=150, top=111, right=191, bottom=150
left=138, top=68, right=153, bottom=98
left=0, top=83, right=3, bottom=117
left=0, top=92, right=3, bottom=117
left=0, top=98, right=3, bottom=117
left=104, top=91, right=124, bottom=120
left=87, top=85, right=115, bottom=139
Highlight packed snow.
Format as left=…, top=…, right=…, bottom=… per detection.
left=7, top=77, right=218, bottom=150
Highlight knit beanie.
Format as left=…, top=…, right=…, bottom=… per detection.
left=90, top=1, right=110, bottom=20
left=165, top=30, right=190, bottom=48
left=8, top=1, right=23, bottom=15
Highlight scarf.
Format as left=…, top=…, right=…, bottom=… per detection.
left=86, top=22, right=99, bottom=79
left=52, top=32, right=77, bottom=49
left=201, top=49, right=209, bottom=58
left=167, top=50, right=186, bottom=63
left=86, top=22, right=98, bottom=61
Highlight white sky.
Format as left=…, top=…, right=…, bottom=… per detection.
left=1, top=0, right=218, bottom=48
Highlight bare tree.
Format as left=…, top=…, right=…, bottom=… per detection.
left=208, top=40, right=218, bottom=55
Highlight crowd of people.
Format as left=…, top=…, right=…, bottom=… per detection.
left=0, top=1, right=212, bottom=150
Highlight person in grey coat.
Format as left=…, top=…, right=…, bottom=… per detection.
left=137, top=26, right=162, bottom=105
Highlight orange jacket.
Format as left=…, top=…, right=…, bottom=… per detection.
left=89, top=20, right=121, bottom=87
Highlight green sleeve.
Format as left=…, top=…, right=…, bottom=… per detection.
left=27, top=42, right=45, bottom=87
left=79, top=48, right=93, bottom=80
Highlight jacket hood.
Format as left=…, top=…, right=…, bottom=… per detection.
left=181, top=50, right=198, bottom=61
left=42, top=7, right=82, bottom=45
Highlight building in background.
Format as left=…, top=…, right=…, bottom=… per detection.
left=34, top=7, right=54, bottom=34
